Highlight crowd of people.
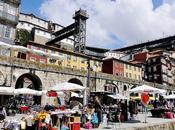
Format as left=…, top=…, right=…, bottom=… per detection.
left=0, top=94, right=174, bottom=130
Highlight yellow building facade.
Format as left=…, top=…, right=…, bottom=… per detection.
left=25, top=42, right=102, bottom=72
left=124, top=63, right=142, bottom=81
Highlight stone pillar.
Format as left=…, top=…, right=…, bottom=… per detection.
left=83, top=89, right=87, bottom=105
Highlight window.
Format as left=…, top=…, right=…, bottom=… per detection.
left=138, top=68, right=140, bottom=72
left=104, top=86, right=107, bottom=91
left=154, top=74, right=158, bottom=80
left=134, top=66, right=136, bottom=71
left=138, top=75, right=141, bottom=80
left=153, top=66, right=157, bottom=72
left=129, top=65, right=132, bottom=70
left=149, top=75, right=152, bottom=80
left=113, top=87, right=116, bottom=93
left=49, top=59, right=56, bottom=64
left=148, top=59, right=151, bottom=64
left=135, top=74, right=137, bottom=79
left=73, top=66, right=77, bottom=69
left=129, top=73, right=132, bottom=78
left=148, top=67, right=151, bottom=72
left=124, top=85, right=127, bottom=91
left=81, top=67, right=85, bottom=70
left=0, top=3, right=3, bottom=11
left=153, top=58, right=156, bottom=62
left=4, top=26, right=11, bottom=38
left=7, top=4, right=16, bottom=15
left=126, top=64, right=128, bottom=69
left=126, top=72, right=128, bottom=78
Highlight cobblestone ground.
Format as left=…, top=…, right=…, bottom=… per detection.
left=6, top=113, right=175, bottom=130
left=81, top=112, right=175, bottom=130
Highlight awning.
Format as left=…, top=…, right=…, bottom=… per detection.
left=51, top=82, right=86, bottom=91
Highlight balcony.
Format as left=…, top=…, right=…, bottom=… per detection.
left=0, top=10, right=18, bottom=25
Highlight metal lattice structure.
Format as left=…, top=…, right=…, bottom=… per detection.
left=73, top=9, right=88, bottom=53
left=46, top=9, right=89, bottom=54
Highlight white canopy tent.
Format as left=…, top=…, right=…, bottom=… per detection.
left=129, top=84, right=166, bottom=94
left=164, top=94, right=175, bottom=99
left=51, top=82, right=86, bottom=92
left=0, top=87, right=15, bottom=95
left=108, top=94, right=128, bottom=100
left=14, top=88, right=42, bottom=96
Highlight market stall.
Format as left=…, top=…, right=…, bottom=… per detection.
left=49, top=82, right=86, bottom=130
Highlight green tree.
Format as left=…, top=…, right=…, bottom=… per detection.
left=16, top=29, right=32, bottom=46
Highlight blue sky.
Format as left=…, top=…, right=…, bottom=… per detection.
left=21, top=0, right=44, bottom=17
left=21, top=0, right=163, bottom=17
left=20, top=0, right=175, bottom=49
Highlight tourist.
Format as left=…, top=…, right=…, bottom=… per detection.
left=20, top=117, right=27, bottom=130
left=94, top=96, right=102, bottom=127
left=25, top=112, right=33, bottom=130
left=0, top=106, right=6, bottom=121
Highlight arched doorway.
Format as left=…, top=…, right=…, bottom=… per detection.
left=15, top=73, right=42, bottom=105
left=68, top=78, right=83, bottom=86
left=67, top=78, right=84, bottom=104
left=102, top=83, right=119, bottom=105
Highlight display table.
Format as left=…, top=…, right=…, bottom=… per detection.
left=150, top=108, right=170, bottom=117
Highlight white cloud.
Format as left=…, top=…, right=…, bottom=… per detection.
left=40, top=0, right=175, bottom=49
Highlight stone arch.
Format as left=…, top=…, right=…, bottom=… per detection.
left=68, top=78, right=83, bottom=86
left=15, top=73, right=42, bottom=90
left=104, top=83, right=119, bottom=93
left=15, top=73, right=42, bottom=104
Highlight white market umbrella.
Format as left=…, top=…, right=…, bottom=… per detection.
left=0, top=87, right=15, bottom=95
left=14, top=88, right=42, bottom=96
left=129, top=84, right=166, bottom=94
left=108, top=94, right=128, bottom=100
left=164, top=94, right=175, bottom=99
left=51, top=82, right=86, bottom=92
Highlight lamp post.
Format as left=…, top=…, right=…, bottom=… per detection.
left=83, top=58, right=90, bottom=105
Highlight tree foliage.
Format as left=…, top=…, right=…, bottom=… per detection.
left=16, top=29, right=32, bottom=46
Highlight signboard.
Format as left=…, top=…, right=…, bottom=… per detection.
left=141, top=92, right=150, bottom=106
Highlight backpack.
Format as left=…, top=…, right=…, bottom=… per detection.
left=91, top=113, right=98, bottom=124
